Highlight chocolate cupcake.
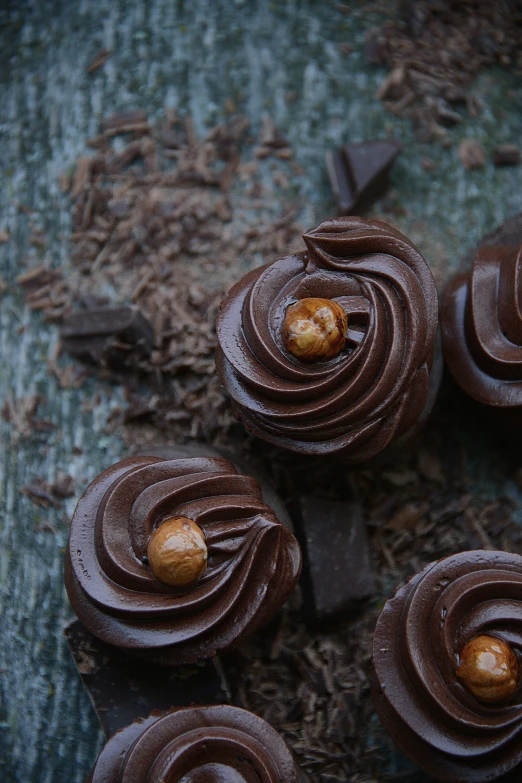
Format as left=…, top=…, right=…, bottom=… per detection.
left=216, top=217, right=439, bottom=462
left=65, top=455, right=301, bottom=665
left=441, top=244, right=522, bottom=421
left=86, top=705, right=308, bottom=783
left=372, top=550, right=522, bottom=782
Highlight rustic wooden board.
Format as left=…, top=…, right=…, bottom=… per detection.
left=1, top=1, right=522, bottom=781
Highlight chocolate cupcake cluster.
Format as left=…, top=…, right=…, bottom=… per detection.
left=62, top=211, right=522, bottom=782
left=65, top=455, right=301, bottom=665
left=442, top=244, right=522, bottom=410
left=87, top=705, right=306, bottom=783
left=372, top=550, right=522, bottom=782
left=217, top=217, right=438, bottom=462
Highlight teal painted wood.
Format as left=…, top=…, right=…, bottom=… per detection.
left=1, top=1, right=522, bottom=781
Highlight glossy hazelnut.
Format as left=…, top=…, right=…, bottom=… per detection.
left=284, top=297, right=348, bottom=361
left=456, top=635, right=520, bottom=703
left=147, top=517, right=207, bottom=587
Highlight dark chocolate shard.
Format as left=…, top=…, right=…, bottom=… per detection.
left=493, top=144, right=521, bottom=166
left=100, top=109, right=148, bottom=134
left=61, top=305, right=153, bottom=371
left=64, top=620, right=227, bottom=738
left=293, top=497, right=375, bottom=621
left=326, top=149, right=356, bottom=215
left=326, top=140, right=401, bottom=215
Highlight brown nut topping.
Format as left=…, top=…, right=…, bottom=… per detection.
left=284, top=297, right=348, bottom=361
left=147, top=517, right=207, bottom=587
left=456, top=635, right=520, bottom=703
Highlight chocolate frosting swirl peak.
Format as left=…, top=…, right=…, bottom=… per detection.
left=87, top=706, right=307, bottom=783
left=372, top=550, right=522, bottom=782
left=442, top=245, right=522, bottom=407
left=65, top=456, right=301, bottom=665
left=216, top=217, right=438, bottom=462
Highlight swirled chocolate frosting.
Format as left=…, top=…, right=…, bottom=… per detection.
left=216, top=217, right=438, bottom=462
left=441, top=245, right=522, bottom=408
left=87, top=705, right=307, bottom=783
left=372, top=551, right=522, bottom=782
left=65, top=456, right=301, bottom=665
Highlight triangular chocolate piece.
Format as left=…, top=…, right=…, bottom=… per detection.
left=343, top=140, right=401, bottom=198
left=327, top=139, right=401, bottom=215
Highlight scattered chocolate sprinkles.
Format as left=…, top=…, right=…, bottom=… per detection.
left=364, top=0, right=522, bottom=139
left=17, top=109, right=303, bottom=443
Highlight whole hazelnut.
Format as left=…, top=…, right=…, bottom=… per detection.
left=284, top=297, right=348, bottom=361
left=456, top=634, right=520, bottom=703
left=147, top=517, right=207, bottom=587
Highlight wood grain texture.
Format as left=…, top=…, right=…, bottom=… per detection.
left=1, top=1, right=522, bottom=781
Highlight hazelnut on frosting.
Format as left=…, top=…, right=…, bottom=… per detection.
left=216, top=216, right=438, bottom=462
left=372, top=550, right=522, bottom=782
left=284, top=297, right=348, bottom=361
left=65, top=455, right=301, bottom=666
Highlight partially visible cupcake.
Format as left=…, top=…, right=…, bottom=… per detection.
left=372, top=550, right=522, bottom=782
left=442, top=244, right=522, bottom=425
left=65, top=455, right=301, bottom=666
left=86, top=705, right=309, bottom=783
left=216, top=217, right=439, bottom=463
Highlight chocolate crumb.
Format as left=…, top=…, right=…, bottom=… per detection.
left=493, top=144, right=521, bottom=166
left=86, top=48, right=111, bottom=74
left=366, top=1, right=522, bottom=139
left=458, top=139, right=486, bottom=170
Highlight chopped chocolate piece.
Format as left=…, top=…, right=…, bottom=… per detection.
left=61, top=305, right=153, bottom=371
left=326, top=140, right=401, bottom=214
left=64, top=620, right=227, bottom=738
left=16, top=266, right=63, bottom=294
left=86, top=48, right=111, bottom=74
left=100, top=109, right=148, bottom=135
left=493, top=144, right=521, bottom=166
left=458, top=138, right=485, bottom=170
left=292, top=497, right=375, bottom=621
left=51, top=471, right=76, bottom=498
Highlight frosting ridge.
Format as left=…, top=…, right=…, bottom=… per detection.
left=87, top=706, right=304, bottom=783
left=65, top=456, right=301, bottom=665
left=216, top=217, right=438, bottom=461
left=372, top=550, right=522, bottom=782
left=441, top=245, right=522, bottom=407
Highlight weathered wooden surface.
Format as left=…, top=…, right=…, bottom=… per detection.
left=1, top=1, right=522, bottom=781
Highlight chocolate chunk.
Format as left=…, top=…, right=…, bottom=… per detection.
left=101, top=109, right=148, bottom=134
left=292, top=497, right=375, bottom=621
left=493, top=144, right=521, bottom=166
left=61, top=305, right=153, bottom=371
left=458, top=138, right=485, bottom=170
left=326, top=140, right=401, bottom=214
left=64, top=620, right=227, bottom=738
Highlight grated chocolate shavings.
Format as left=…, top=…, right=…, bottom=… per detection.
left=363, top=0, right=522, bottom=140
